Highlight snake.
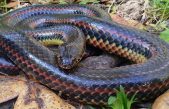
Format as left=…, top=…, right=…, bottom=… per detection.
left=0, top=4, right=169, bottom=106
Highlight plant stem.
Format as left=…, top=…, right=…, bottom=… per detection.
left=161, top=0, right=169, bottom=21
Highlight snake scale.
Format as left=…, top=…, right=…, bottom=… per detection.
left=0, top=4, right=169, bottom=105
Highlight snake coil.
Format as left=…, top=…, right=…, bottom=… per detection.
left=0, top=4, right=169, bottom=105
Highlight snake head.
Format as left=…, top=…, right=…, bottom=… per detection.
left=57, top=44, right=83, bottom=69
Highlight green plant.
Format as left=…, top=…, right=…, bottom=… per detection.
left=0, top=0, right=7, bottom=13
left=79, top=0, right=99, bottom=4
left=89, top=86, right=136, bottom=109
left=107, top=3, right=117, bottom=14
left=150, top=0, right=169, bottom=21
left=107, top=86, right=136, bottom=109
left=147, top=0, right=169, bottom=31
left=58, top=0, right=68, bottom=4
left=160, top=28, right=169, bottom=43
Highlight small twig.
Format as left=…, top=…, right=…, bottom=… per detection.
left=107, top=1, right=114, bottom=13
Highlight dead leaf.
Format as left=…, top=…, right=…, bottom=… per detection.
left=152, top=90, right=169, bottom=109
left=0, top=76, right=22, bottom=103
left=0, top=76, right=75, bottom=109
left=2, top=1, right=20, bottom=8
left=28, top=0, right=54, bottom=4
left=110, top=14, right=145, bottom=30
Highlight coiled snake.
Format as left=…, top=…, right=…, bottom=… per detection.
left=0, top=4, right=169, bottom=105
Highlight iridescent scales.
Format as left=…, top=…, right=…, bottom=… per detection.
left=86, top=34, right=147, bottom=63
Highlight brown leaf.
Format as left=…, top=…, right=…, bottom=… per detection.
left=152, top=90, right=169, bottom=109
left=28, top=0, right=53, bottom=4
left=0, top=76, right=75, bottom=109
left=0, top=76, right=22, bottom=103
left=2, top=1, right=20, bottom=8
left=110, top=14, right=145, bottom=30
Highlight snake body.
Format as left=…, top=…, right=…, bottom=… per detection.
left=0, top=4, right=169, bottom=105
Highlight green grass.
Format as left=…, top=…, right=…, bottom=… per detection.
left=107, top=86, right=136, bottom=109
left=160, top=28, right=169, bottom=43
left=147, top=0, right=169, bottom=31
left=58, top=0, right=99, bottom=4
left=0, top=0, right=7, bottom=13
left=79, top=0, right=99, bottom=4
left=150, top=0, right=169, bottom=21
left=146, top=0, right=169, bottom=43
left=90, top=86, right=136, bottom=109
left=58, top=0, right=68, bottom=4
